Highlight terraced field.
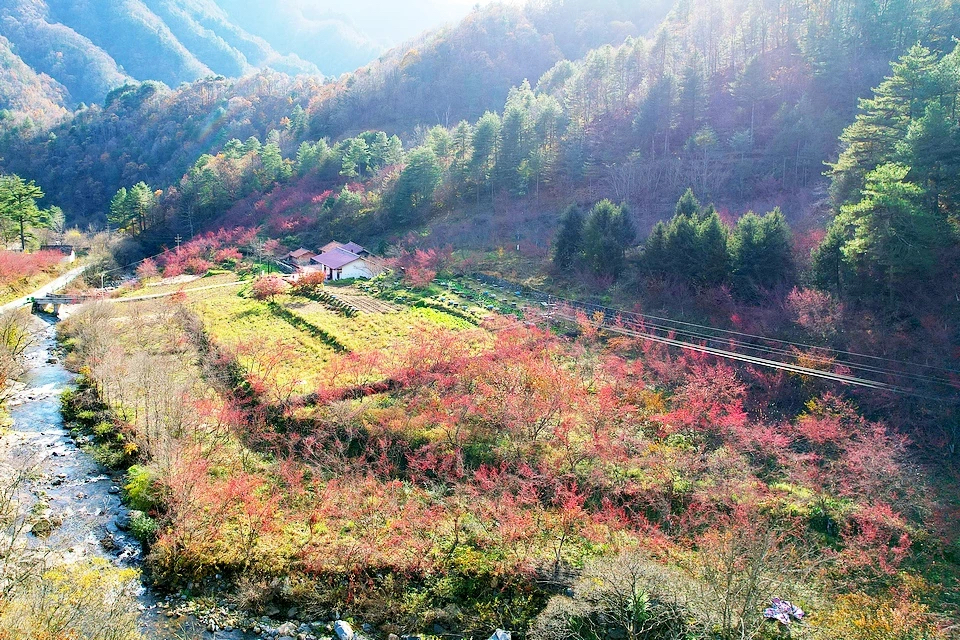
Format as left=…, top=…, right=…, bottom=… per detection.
left=281, top=295, right=475, bottom=353
left=326, top=287, right=400, bottom=314
left=184, top=281, right=479, bottom=399
left=185, top=285, right=338, bottom=398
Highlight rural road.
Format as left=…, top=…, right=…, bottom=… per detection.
left=0, top=265, right=89, bottom=315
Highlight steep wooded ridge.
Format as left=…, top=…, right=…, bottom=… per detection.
left=0, top=33, right=69, bottom=125
left=0, top=0, right=317, bottom=119
left=0, top=0, right=678, bottom=225
left=307, top=0, right=676, bottom=138
left=213, top=0, right=384, bottom=78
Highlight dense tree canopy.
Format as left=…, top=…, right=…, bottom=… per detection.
left=582, top=199, right=635, bottom=278
left=821, top=42, right=960, bottom=305
left=729, top=209, right=794, bottom=297
left=552, top=204, right=585, bottom=271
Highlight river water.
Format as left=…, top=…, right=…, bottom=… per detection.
left=3, top=316, right=217, bottom=639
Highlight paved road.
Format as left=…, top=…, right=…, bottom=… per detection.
left=0, top=265, right=89, bottom=315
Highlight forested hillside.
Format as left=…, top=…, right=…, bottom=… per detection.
left=306, top=0, right=677, bottom=138
left=0, top=73, right=324, bottom=229
left=0, top=34, right=69, bottom=127
left=0, top=0, right=677, bottom=225
left=141, top=0, right=959, bottom=252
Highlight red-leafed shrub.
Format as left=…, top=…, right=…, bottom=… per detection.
left=786, top=287, right=843, bottom=340
left=0, top=250, right=62, bottom=289
left=214, top=247, right=243, bottom=265
left=290, top=271, right=327, bottom=296
left=184, top=257, right=213, bottom=275
left=251, top=275, right=288, bottom=301
left=136, top=258, right=159, bottom=280
left=392, top=247, right=453, bottom=288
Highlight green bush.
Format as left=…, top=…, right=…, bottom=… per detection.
left=129, top=511, right=158, bottom=543
left=90, top=443, right=127, bottom=469
left=124, top=465, right=157, bottom=512
left=93, top=421, right=115, bottom=438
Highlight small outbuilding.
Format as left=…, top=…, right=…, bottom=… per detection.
left=287, top=248, right=317, bottom=266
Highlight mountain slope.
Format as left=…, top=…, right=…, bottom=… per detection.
left=0, top=0, right=128, bottom=107
left=0, top=0, right=318, bottom=118
left=0, top=34, right=69, bottom=125
left=214, top=0, right=384, bottom=77
left=140, top=0, right=317, bottom=76
left=308, top=0, right=676, bottom=138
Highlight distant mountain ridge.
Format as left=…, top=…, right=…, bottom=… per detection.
left=213, top=0, right=385, bottom=77
left=0, top=0, right=318, bottom=120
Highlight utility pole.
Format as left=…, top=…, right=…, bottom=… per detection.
left=174, top=234, right=182, bottom=252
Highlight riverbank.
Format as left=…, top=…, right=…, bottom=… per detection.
left=0, top=315, right=208, bottom=639
left=3, top=313, right=345, bottom=640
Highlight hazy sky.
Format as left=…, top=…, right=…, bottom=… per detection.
left=275, top=0, right=512, bottom=46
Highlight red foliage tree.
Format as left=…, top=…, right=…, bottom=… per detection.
left=250, top=275, right=288, bottom=301
left=136, top=257, right=159, bottom=280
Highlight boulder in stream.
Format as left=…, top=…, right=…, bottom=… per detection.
left=334, top=620, right=355, bottom=640
left=30, top=518, right=53, bottom=538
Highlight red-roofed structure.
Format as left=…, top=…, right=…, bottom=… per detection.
left=287, top=248, right=317, bottom=266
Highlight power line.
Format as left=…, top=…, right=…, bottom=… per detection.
left=546, top=308, right=960, bottom=404
left=470, top=274, right=960, bottom=403
left=582, top=311, right=959, bottom=388
left=473, top=273, right=960, bottom=376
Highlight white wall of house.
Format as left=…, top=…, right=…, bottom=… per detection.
left=343, top=258, right=384, bottom=279
left=325, top=258, right=385, bottom=280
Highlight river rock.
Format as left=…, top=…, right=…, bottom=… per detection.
left=30, top=518, right=53, bottom=538
left=277, top=621, right=298, bottom=638
left=115, top=512, right=131, bottom=531
left=100, top=533, right=118, bottom=551
left=334, top=620, right=354, bottom=640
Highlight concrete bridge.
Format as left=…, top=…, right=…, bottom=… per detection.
left=30, top=293, right=98, bottom=316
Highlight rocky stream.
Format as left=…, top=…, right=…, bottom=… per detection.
left=3, top=316, right=349, bottom=640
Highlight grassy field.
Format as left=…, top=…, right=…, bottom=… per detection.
left=115, top=272, right=241, bottom=298
left=182, top=278, right=480, bottom=399
left=282, top=295, right=474, bottom=352
left=185, top=284, right=335, bottom=397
